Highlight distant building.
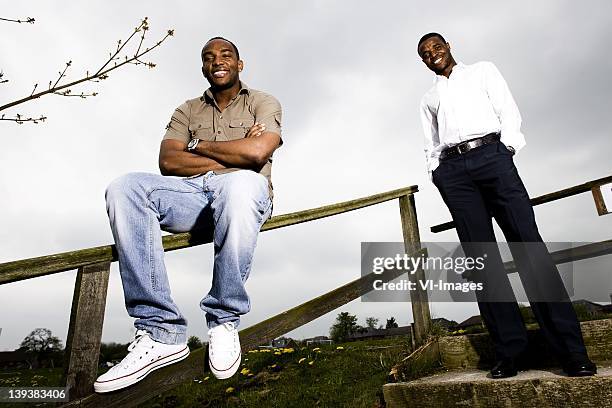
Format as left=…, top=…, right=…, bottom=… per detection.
left=571, top=299, right=606, bottom=314
left=456, top=299, right=610, bottom=331
left=432, top=317, right=458, bottom=331
left=304, top=336, right=333, bottom=345
left=271, top=337, right=294, bottom=348
left=456, top=315, right=484, bottom=330
left=347, top=326, right=411, bottom=342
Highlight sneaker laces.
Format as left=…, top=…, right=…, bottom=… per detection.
left=127, top=330, right=150, bottom=352
left=208, top=323, right=239, bottom=353
left=117, top=330, right=153, bottom=369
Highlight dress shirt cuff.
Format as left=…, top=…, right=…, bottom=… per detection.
left=500, top=130, right=526, bottom=154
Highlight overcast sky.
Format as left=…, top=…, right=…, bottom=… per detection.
left=1, top=1, right=611, bottom=350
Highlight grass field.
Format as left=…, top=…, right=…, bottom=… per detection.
left=0, top=367, right=63, bottom=388
left=141, top=337, right=412, bottom=408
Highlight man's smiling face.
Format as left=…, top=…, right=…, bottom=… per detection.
left=418, top=36, right=455, bottom=76
left=201, top=39, right=243, bottom=89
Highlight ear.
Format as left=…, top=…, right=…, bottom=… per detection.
left=238, top=60, right=244, bottom=72
left=201, top=66, right=206, bottom=76
left=446, top=42, right=451, bottom=50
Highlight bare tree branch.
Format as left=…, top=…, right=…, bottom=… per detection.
left=1, top=113, right=47, bottom=124
left=0, top=16, right=35, bottom=24
left=0, top=71, right=7, bottom=84
left=0, top=17, right=174, bottom=123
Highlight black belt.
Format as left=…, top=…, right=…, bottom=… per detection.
left=439, top=132, right=501, bottom=161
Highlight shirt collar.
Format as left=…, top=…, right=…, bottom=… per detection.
left=203, top=81, right=250, bottom=103
left=433, top=61, right=465, bottom=83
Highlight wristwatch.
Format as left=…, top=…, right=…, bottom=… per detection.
left=187, top=138, right=200, bottom=151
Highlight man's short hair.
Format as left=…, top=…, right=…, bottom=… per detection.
left=202, top=36, right=240, bottom=60
left=417, top=33, right=447, bottom=53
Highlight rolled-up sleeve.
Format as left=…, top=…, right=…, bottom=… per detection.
left=253, top=93, right=283, bottom=145
left=163, top=101, right=191, bottom=143
left=483, top=62, right=526, bottom=153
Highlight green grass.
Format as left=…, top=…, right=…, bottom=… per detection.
left=141, top=337, right=411, bottom=408
left=0, top=368, right=63, bottom=408
left=0, top=367, right=63, bottom=388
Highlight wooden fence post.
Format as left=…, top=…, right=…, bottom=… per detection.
left=62, top=262, right=110, bottom=400
left=399, top=194, right=431, bottom=345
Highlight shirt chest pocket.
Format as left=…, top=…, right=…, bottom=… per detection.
left=227, top=117, right=255, bottom=140
left=188, top=121, right=214, bottom=141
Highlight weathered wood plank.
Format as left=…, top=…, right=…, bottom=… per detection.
left=59, top=266, right=410, bottom=408
left=399, top=194, right=431, bottom=345
left=431, top=174, right=612, bottom=233
left=592, top=185, right=610, bottom=216
left=0, top=185, right=418, bottom=285
left=502, top=240, right=612, bottom=273
left=62, top=262, right=110, bottom=400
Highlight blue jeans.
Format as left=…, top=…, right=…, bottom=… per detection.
left=105, top=170, right=272, bottom=345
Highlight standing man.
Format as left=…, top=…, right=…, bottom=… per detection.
left=417, top=33, right=596, bottom=378
left=94, top=37, right=282, bottom=393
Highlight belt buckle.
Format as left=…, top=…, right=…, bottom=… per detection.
left=457, top=143, right=469, bottom=154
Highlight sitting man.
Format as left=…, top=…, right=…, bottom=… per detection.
left=94, top=37, right=282, bottom=393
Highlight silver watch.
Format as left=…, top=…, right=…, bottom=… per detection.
left=187, top=138, right=200, bottom=151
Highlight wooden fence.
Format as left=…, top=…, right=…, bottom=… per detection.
left=0, top=174, right=610, bottom=406
left=0, top=185, right=431, bottom=406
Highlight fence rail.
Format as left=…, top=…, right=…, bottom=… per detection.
left=431, top=174, right=612, bottom=233
left=0, top=186, right=418, bottom=285
left=2, top=173, right=610, bottom=407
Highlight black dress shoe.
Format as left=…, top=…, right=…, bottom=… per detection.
left=563, top=357, right=597, bottom=377
left=490, top=359, right=517, bottom=379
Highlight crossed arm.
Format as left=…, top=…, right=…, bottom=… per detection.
left=158, top=123, right=281, bottom=176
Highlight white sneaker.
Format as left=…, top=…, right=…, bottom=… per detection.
left=94, top=330, right=189, bottom=393
left=208, top=322, right=241, bottom=379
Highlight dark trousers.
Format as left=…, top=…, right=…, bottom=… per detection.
left=433, top=141, right=587, bottom=360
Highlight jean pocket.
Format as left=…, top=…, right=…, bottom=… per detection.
left=257, top=197, right=273, bottom=223
left=497, top=142, right=514, bottom=156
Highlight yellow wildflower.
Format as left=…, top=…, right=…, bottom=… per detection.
left=225, top=387, right=234, bottom=393
left=298, top=357, right=306, bottom=364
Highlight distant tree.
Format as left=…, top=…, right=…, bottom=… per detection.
left=187, top=336, right=203, bottom=350
left=99, top=342, right=129, bottom=364
left=19, top=328, right=63, bottom=368
left=330, top=312, right=359, bottom=343
left=20, top=328, right=62, bottom=353
left=365, top=317, right=379, bottom=329
left=385, top=317, right=399, bottom=329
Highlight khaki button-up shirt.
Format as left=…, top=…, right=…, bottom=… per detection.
left=163, top=82, right=282, bottom=197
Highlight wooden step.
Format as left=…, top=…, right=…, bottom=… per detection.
left=440, top=318, right=612, bottom=369
left=384, top=366, right=612, bottom=408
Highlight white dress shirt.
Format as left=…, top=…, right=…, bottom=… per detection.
left=420, top=61, right=526, bottom=178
